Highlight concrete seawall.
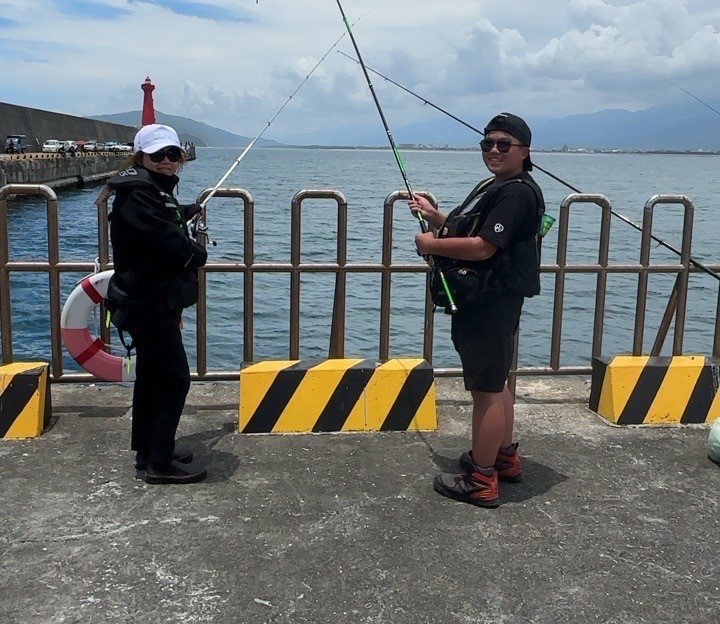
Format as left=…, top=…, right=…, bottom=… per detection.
left=1, top=101, right=136, bottom=148
left=0, top=153, right=126, bottom=189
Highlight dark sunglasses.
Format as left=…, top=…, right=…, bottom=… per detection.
left=147, top=147, right=182, bottom=163
left=479, top=138, right=524, bottom=153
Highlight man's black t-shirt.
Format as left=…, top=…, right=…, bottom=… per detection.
left=476, top=180, right=540, bottom=249
left=436, top=172, right=544, bottom=298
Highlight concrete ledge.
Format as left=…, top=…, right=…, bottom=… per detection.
left=0, top=362, right=51, bottom=439
left=590, top=355, right=720, bottom=425
left=239, top=359, right=437, bottom=433
left=0, top=153, right=123, bottom=187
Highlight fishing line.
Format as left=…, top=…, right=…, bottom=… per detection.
left=338, top=51, right=720, bottom=282
left=198, top=15, right=367, bottom=212
left=664, top=78, right=720, bottom=118
left=335, top=0, right=458, bottom=312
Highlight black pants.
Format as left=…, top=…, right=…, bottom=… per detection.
left=128, top=309, right=190, bottom=465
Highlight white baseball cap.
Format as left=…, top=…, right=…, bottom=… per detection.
left=133, top=124, right=183, bottom=154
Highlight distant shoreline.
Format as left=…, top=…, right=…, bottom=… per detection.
left=208, top=144, right=720, bottom=155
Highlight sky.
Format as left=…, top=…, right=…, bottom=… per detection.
left=1, top=0, right=720, bottom=143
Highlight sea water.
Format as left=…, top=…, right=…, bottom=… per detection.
left=4, top=148, right=719, bottom=372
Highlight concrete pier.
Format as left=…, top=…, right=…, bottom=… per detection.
left=0, top=152, right=126, bottom=189
left=1, top=376, right=717, bottom=623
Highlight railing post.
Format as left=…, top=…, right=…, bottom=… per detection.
left=196, top=188, right=255, bottom=372
left=0, top=186, right=13, bottom=363
left=382, top=191, right=437, bottom=362
left=290, top=190, right=348, bottom=360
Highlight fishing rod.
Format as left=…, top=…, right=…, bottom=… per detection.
left=198, top=16, right=366, bottom=213
left=334, top=0, right=457, bottom=312
left=338, top=50, right=720, bottom=282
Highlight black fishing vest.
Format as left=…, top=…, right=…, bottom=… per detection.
left=108, top=167, right=187, bottom=233
left=107, top=167, right=202, bottom=313
left=435, top=174, right=545, bottom=298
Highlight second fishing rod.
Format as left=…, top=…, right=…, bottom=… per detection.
left=190, top=16, right=367, bottom=247
left=338, top=50, right=720, bottom=283
left=334, top=0, right=458, bottom=312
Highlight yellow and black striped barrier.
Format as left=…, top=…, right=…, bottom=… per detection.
left=0, top=362, right=51, bottom=439
left=239, top=358, right=436, bottom=433
left=590, top=355, right=720, bottom=425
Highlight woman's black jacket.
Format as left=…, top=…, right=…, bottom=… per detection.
left=107, top=167, right=207, bottom=313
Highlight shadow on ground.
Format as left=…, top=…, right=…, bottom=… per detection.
left=176, top=421, right=240, bottom=483
left=54, top=405, right=130, bottom=419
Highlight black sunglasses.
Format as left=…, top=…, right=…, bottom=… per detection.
left=479, top=138, right=524, bottom=153
left=147, top=147, right=182, bottom=163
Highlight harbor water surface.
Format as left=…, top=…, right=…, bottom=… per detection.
left=5, top=147, right=719, bottom=372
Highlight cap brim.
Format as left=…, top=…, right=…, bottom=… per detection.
left=143, top=141, right=183, bottom=154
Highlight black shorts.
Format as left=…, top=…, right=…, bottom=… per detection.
left=450, top=291, right=524, bottom=393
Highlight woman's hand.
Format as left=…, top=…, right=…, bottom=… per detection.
left=408, top=195, right=444, bottom=230
left=183, top=202, right=203, bottom=221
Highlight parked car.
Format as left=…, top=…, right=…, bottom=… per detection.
left=83, top=140, right=99, bottom=152
left=109, top=142, right=132, bottom=153
left=4, top=134, right=28, bottom=154
left=42, top=139, right=63, bottom=153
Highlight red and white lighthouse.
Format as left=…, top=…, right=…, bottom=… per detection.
left=140, top=76, right=156, bottom=126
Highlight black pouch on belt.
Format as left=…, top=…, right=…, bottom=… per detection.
left=429, top=262, right=491, bottom=310
left=104, top=275, right=137, bottom=331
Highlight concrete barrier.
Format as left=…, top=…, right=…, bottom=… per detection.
left=239, top=358, right=437, bottom=433
left=0, top=362, right=51, bottom=439
left=590, top=355, right=720, bottom=425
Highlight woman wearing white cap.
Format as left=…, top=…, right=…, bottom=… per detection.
left=105, top=124, right=208, bottom=484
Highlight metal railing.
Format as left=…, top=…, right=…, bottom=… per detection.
left=1, top=183, right=719, bottom=383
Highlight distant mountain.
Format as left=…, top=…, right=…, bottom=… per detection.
left=94, top=103, right=720, bottom=151
left=293, top=102, right=720, bottom=151
left=91, top=110, right=281, bottom=148
left=414, top=103, right=720, bottom=151
left=530, top=105, right=720, bottom=151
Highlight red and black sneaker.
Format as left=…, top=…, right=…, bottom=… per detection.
left=433, top=466, right=499, bottom=508
left=459, top=442, right=523, bottom=483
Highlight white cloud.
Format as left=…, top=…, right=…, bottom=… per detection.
left=0, top=0, right=719, bottom=141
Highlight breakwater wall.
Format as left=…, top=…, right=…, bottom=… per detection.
left=0, top=153, right=126, bottom=189
left=0, top=101, right=136, bottom=148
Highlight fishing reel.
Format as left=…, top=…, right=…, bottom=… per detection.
left=190, top=214, right=217, bottom=247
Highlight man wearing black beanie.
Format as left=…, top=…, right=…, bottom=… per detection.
left=409, top=112, right=545, bottom=508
